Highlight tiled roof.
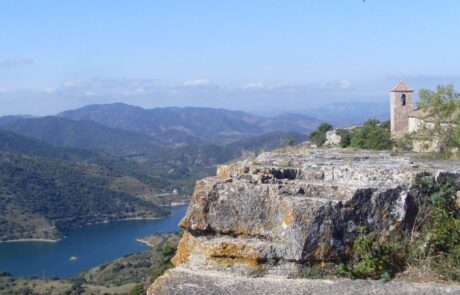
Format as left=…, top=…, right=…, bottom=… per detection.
left=391, top=81, right=414, bottom=92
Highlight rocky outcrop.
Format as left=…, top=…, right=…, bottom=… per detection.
left=148, top=147, right=460, bottom=294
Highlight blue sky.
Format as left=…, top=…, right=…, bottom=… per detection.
left=1, top=1, right=459, bottom=115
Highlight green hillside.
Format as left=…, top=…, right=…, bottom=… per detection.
left=0, top=130, right=169, bottom=241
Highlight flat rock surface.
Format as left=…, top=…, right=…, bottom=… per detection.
left=147, top=147, right=460, bottom=294
left=149, top=267, right=460, bottom=295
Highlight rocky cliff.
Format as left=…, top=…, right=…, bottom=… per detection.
left=148, top=146, right=460, bottom=294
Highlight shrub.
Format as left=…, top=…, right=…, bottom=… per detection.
left=339, top=177, right=460, bottom=282
left=151, top=243, right=177, bottom=281
left=309, top=123, right=333, bottom=147
left=349, top=120, right=393, bottom=150
left=288, top=139, right=297, bottom=146
left=336, top=129, right=352, bottom=148
left=338, top=227, right=406, bottom=280
left=411, top=177, right=460, bottom=281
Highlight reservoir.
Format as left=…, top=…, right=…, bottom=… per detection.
left=0, top=205, right=188, bottom=278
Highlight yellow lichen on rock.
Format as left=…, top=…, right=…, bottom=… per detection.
left=207, top=241, right=259, bottom=260
left=206, top=241, right=265, bottom=269
left=171, top=232, right=194, bottom=267
left=217, top=165, right=231, bottom=179
left=280, top=201, right=296, bottom=228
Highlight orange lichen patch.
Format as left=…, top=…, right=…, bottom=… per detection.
left=204, top=240, right=266, bottom=269
left=280, top=201, right=296, bottom=226
left=217, top=165, right=230, bottom=179
left=171, top=232, right=195, bottom=267
left=206, top=241, right=261, bottom=260
left=179, top=217, right=190, bottom=229
left=208, top=257, right=265, bottom=270
left=283, top=209, right=296, bottom=225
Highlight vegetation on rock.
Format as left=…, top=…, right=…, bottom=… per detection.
left=311, top=120, right=392, bottom=150
left=339, top=175, right=460, bottom=282
left=309, top=123, right=333, bottom=146
left=337, top=120, right=393, bottom=150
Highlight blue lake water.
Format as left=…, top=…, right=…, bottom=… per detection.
left=0, top=205, right=188, bottom=278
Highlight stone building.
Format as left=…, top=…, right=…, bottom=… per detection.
left=390, top=81, right=416, bottom=138
left=389, top=81, right=438, bottom=138
left=390, top=81, right=457, bottom=152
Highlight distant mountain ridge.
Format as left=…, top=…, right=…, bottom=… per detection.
left=58, top=103, right=321, bottom=143
left=297, top=102, right=390, bottom=127
left=0, top=116, right=164, bottom=156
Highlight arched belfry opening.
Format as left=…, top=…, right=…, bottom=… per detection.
left=401, top=94, right=406, bottom=106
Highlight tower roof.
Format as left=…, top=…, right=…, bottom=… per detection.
left=390, top=81, right=414, bottom=92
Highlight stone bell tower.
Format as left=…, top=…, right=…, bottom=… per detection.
left=390, top=81, right=414, bottom=138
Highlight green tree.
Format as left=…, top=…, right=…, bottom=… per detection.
left=349, top=120, right=392, bottom=150
left=416, top=85, right=460, bottom=153
left=309, top=123, right=333, bottom=147
left=288, top=139, right=297, bottom=146
left=336, top=129, right=352, bottom=148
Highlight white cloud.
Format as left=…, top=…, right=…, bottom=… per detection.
left=43, top=87, right=57, bottom=93
left=0, top=57, right=34, bottom=68
left=339, top=79, right=351, bottom=89
left=184, top=78, right=211, bottom=87
left=242, top=82, right=265, bottom=90
left=63, top=80, right=84, bottom=88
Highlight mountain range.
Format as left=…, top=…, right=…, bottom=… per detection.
left=0, top=104, right=315, bottom=241
left=57, top=103, right=321, bottom=144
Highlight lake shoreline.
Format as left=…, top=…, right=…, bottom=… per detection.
left=136, top=238, right=155, bottom=248
left=0, top=238, right=61, bottom=243
left=0, top=204, right=189, bottom=243
left=0, top=200, right=188, bottom=278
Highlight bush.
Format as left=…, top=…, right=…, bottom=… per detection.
left=349, top=120, right=393, bottom=150
left=151, top=243, right=177, bottom=281
left=336, top=129, right=352, bottom=148
left=411, top=177, right=460, bottom=281
left=288, top=139, right=297, bottom=146
left=338, top=227, right=406, bottom=280
left=161, top=244, right=176, bottom=258
left=339, top=177, right=460, bottom=282
left=309, top=123, right=333, bottom=147
left=128, top=284, right=145, bottom=295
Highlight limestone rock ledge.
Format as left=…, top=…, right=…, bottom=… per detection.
left=149, top=267, right=460, bottom=295
left=148, top=147, right=460, bottom=294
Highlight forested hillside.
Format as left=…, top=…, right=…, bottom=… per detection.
left=0, top=127, right=306, bottom=241
left=0, top=130, right=169, bottom=241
